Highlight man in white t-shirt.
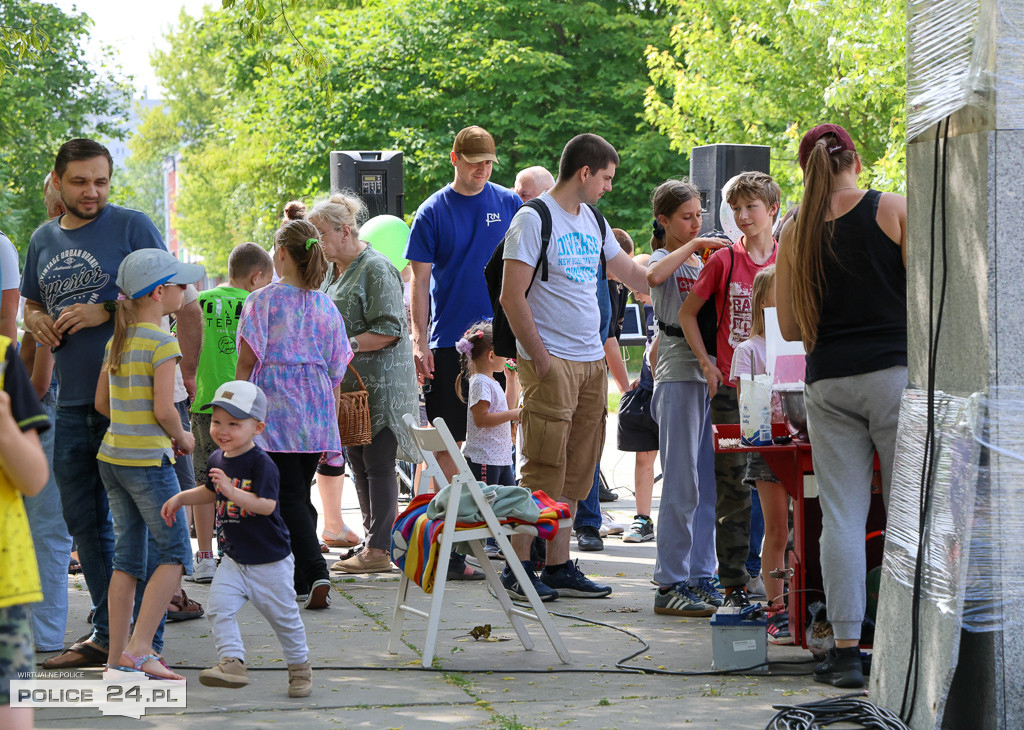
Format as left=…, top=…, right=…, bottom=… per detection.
left=0, top=230, right=19, bottom=342
left=500, top=133, right=649, bottom=601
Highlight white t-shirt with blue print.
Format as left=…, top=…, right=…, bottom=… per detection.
left=503, top=191, right=621, bottom=362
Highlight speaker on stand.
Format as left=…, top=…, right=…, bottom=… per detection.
left=690, top=144, right=771, bottom=235
left=329, top=150, right=404, bottom=218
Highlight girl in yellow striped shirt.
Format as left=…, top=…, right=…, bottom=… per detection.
left=94, top=249, right=204, bottom=680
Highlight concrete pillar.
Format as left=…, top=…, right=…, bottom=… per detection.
left=871, top=0, right=1024, bottom=726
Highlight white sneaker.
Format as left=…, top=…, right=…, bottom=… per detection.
left=192, top=554, right=217, bottom=584
left=746, top=573, right=766, bottom=599
left=599, top=510, right=625, bottom=537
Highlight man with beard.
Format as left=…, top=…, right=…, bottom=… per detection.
left=20, top=139, right=168, bottom=668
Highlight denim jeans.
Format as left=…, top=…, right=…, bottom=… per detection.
left=99, top=457, right=192, bottom=579
left=23, top=389, right=73, bottom=651
left=746, top=486, right=765, bottom=578
left=54, top=403, right=165, bottom=651
left=573, top=463, right=603, bottom=531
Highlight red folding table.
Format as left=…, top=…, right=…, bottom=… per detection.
left=712, top=423, right=886, bottom=648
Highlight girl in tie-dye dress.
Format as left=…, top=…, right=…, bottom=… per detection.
left=236, top=219, right=353, bottom=610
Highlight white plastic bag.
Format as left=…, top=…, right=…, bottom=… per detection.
left=739, top=374, right=773, bottom=446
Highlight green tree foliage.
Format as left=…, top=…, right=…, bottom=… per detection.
left=0, top=0, right=130, bottom=252
left=132, top=0, right=683, bottom=274
left=644, top=0, right=906, bottom=204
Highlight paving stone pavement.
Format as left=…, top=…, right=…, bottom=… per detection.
left=29, top=412, right=856, bottom=729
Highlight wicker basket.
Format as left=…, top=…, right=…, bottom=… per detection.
left=337, top=364, right=372, bottom=447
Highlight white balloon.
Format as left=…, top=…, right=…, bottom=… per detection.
left=719, top=199, right=742, bottom=242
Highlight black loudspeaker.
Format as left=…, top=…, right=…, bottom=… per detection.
left=329, top=150, right=404, bottom=218
left=689, top=144, right=771, bottom=234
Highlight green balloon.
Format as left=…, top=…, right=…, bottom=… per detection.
left=360, top=215, right=410, bottom=271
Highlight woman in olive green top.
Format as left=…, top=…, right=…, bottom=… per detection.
left=309, top=194, right=418, bottom=574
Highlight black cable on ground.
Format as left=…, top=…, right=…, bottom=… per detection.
left=174, top=602, right=815, bottom=677
left=766, top=693, right=911, bottom=730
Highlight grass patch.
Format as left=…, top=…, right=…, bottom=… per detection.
left=608, top=390, right=621, bottom=413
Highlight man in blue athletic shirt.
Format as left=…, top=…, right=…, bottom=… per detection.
left=405, top=126, right=521, bottom=478
left=21, top=139, right=168, bottom=669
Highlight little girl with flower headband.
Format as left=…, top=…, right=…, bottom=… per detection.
left=455, top=321, right=520, bottom=488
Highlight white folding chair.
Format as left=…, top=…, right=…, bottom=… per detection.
left=388, top=414, right=572, bottom=667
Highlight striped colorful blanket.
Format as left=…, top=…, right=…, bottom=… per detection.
left=390, top=490, right=570, bottom=594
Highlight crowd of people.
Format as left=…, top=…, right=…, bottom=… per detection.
left=1, top=120, right=907, bottom=726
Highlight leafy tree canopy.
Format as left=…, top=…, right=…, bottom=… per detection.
left=131, top=0, right=683, bottom=274
left=0, top=0, right=131, bottom=253
left=645, top=0, right=906, bottom=205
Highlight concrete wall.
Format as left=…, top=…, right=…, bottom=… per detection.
left=875, top=0, right=1024, bottom=724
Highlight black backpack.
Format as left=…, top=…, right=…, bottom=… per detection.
left=485, top=198, right=607, bottom=358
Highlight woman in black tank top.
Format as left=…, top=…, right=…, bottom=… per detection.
left=775, top=124, right=908, bottom=689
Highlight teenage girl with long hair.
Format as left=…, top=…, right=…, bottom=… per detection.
left=645, top=178, right=728, bottom=617
left=776, top=123, right=907, bottom=688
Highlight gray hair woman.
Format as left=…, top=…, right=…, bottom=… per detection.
left=308, top=193, right=418, bottom=574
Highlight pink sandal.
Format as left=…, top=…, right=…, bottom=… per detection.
left=113, top=651, right=184, bottom=681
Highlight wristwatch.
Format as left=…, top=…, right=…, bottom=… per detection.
left=103, top=301, right=118, bottom=315
left=350, top=337, right=360, bottom=353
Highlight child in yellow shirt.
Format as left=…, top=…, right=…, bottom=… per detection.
left=0, top=334, right=53, bottom=730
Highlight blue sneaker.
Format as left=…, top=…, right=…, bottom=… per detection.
left=654, top=583, right=715, bottom=617
left=540, top=559, right=612, bottom=598
left=500, top=562, right=558, bottom=602
left=692, top=576, right=725, bottom=607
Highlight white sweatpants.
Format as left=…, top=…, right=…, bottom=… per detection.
left=207, top=554, right=309, bottom=665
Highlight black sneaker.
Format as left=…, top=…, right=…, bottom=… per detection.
left=722, top=586, right=751, bottom=609
left=540, top=559, right=612, bottom=598
left=813, top=646, right=865, bottom=688
left=766, top=611, right=794, bottom=645
left=599, top=481, right=619, bottom=502
left=622, top=515, right=654, bottom=543
left=574, top=525, right=604, bottom=552
left=500, top=562, right=558, bottom=602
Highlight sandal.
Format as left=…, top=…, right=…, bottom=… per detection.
left=321, top=527, right=360, bottom=548
left=167, top=589, right=204, bottom=622
left=112, top=651, right=184, bottom=681
left=68, top=558, right=82, bottom=575
left=447, top=553, right=484, bottom=581
left=41, top=639, right=108, bottom=669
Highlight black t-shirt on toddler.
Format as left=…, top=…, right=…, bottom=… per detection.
left=205, top=445, right=291, bottom=565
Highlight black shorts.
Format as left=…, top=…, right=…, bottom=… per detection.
left=617, top=385, right=659, bottom=452
left=424, top=347, right=504, bottom=442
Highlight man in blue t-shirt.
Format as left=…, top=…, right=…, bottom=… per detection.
left=20, top=139, right=167, bottom=669
left=405, top=126, right=521, bottom=466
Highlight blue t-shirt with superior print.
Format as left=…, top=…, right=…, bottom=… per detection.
left=20, top=204, right=165, bottom=406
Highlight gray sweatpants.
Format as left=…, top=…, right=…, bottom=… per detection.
left=208, top=554, right=309, bottom=665
left=650, top=381, right=717, bottom=587
left=804, top=365, right=906, bottom=641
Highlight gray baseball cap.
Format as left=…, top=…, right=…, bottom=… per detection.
left=203, top=380, right=268, bottom=422
left=116, top=248, right=205, bottom=299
